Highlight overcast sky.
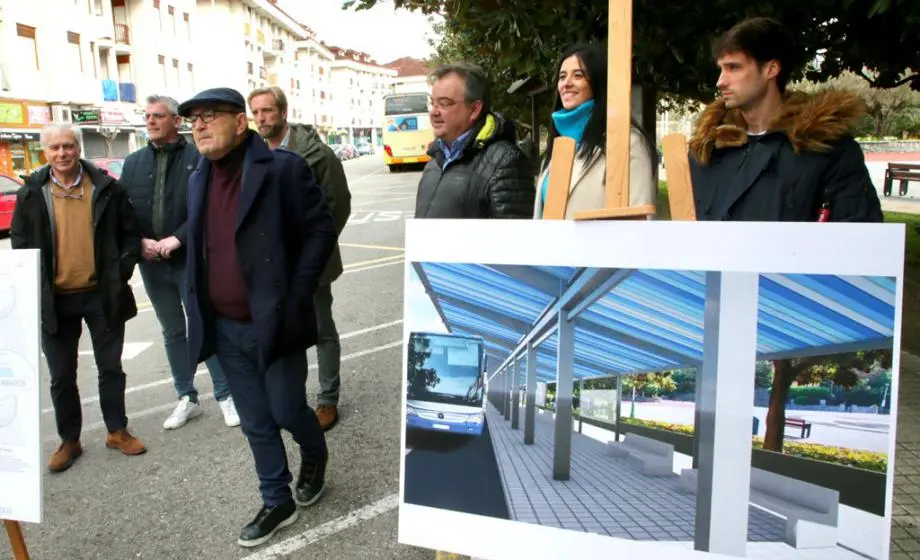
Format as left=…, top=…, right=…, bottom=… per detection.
left=281, top=1, right=442, bottom=64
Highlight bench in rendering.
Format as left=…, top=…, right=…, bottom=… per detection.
left=785, top=417, right=812, bottom=439
left=883, top=162, right=920, bottom=197
left=607, top=433, right=674, bottom=476
left=679, top=467, right=839, bottom=549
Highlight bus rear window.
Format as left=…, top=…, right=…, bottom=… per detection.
left=385, top=95, right=428, bottom=115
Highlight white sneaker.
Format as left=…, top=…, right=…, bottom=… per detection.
left=219, top=395, right=241, bottom=428
left=163, top=396, right=202, bottom=430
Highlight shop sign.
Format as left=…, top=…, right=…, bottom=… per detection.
left=0, top=131, right=40, bottom=142
left=71, top=109, right=101, bottom=125
left=101, top=109, right=127, bottom=125
left=26, top=106, right=51, bottom=125
left=0, top=103, right=24, bottom=125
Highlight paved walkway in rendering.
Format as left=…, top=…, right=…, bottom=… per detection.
left=891, top=352, right=920, bottom=559
left=485, top=403, right=868, bottom=559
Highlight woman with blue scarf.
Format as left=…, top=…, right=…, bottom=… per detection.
left=533, top=43, right=658, bottom=219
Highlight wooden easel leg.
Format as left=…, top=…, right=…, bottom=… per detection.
left=3, top=520, right=30, bottom=560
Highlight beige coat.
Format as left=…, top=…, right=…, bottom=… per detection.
left=533, top=127, right=658, bottom=219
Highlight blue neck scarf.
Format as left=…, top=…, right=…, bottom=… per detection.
left=551, top=98, right=594, bottom=146
left=540, top=98, right=595, bottom=210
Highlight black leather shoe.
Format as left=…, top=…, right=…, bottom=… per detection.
left=295, top=448, right=328, bottom=507
left=237, top=501, right=298, bottom=548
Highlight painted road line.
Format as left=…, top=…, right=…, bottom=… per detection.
left=339, top=243, right=405, bottom=252
left=343, top=254, right=404, bottom=269
left=350, top=195, right=417, bottom=207
left=42, top=340, right=402, bottom=438
left=341, top=260, right=404, bottom=275
left=41, top=325, right=403, bottom=414
left=78, top=342, right=153, bottom=361
left=348, top=167, right=387, bottom=186
left=133, top=259, right=400, bottom=318
left=240, top=493, right=400, bottom=560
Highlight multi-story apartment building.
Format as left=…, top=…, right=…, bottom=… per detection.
left=0, top=0, right=153, bottom=170
left=291, top=32, right=335, bottom=142
left=383, top=57, right=432, bottom=96
left=328, top=46, right=396, bottom=146
left=0, top=0, right=422, bottom=169
left=193, top=0, right=308, bottom=129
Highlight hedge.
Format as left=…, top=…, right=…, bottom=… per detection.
left=620, top=416, right=887, bottom=473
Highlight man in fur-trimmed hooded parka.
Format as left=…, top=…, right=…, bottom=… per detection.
left=688, top=17, right=883, bottom=223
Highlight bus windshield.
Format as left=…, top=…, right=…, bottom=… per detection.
left=408, top=333, right=484, bottom=407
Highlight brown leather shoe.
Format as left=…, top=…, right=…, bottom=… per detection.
left=105, top=428, right=147, bottom=455
left=316, top=405, right=338, bottom=431
left=48, top=440, right=83, bottom=473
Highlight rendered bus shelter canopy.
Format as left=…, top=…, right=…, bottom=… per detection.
left=411, top=262, right=897, bottom=383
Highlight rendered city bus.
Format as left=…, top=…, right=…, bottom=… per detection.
left=382, top=92, right=434, bottom=172
left=406, top=331, right=486, bottom=436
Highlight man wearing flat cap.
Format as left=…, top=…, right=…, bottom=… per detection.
left=178, top=87, right=338, bottom=547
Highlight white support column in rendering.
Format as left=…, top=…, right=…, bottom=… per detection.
left=615, top=375, right=623, bottom=441
left=553, top=309, right=575, bottom=481
left=524, top=343, right=537, bottom=444
left=503, top=368, right=511, bottom=421
left=694, top=271, right=759, bottom=557
left=511, top=358, right=521, bottom=429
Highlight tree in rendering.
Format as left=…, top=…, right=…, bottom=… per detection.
left=764, top=350, right=892, bottom=452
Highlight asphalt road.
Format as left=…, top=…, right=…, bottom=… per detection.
left=404, top=420, right=510, bottom=520
left=0, top=154, right=435, bottom=560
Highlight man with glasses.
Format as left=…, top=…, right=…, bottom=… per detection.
left=178, top=87, right=337, bottom=547
left=10, top=123, right=146, bottom=473
left=416, top=62, right=534, bottom=218
left=120, top=94, right=239, bottom=431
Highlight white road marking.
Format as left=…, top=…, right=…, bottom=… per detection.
left=41, top=328, right=403, bottom=414
left=341, top=260, right=404, bottom=275
left=350, top=195, right=417, bottom=208
left=43, top=340, right=401, bottom=440
left=347, top=167, right=387, bottom=186
left=240, top=493, right=400, bottom=560
left=78, top=342, right=153, bottom=361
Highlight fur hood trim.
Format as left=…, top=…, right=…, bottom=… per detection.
left=689, top=90, right=866, bottom=165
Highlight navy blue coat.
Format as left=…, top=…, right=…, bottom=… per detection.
left=185, top=132, right=337, bottom=372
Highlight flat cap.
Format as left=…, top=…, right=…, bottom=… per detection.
left=177, top=87, right=246, bottom=117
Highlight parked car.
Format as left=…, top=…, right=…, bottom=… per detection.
left=356, top=143, right=375, bottom=156
left=0, top=173, right=23, bottom=233
left=90, top=158, right=125, bottom=179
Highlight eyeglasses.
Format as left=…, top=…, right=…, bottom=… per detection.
left=427, top=96, right=464, bottom=110
left=184, top=109, right=238, bottom=126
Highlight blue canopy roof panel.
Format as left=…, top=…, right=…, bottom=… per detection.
left=412, top=262, right=897, bottom=382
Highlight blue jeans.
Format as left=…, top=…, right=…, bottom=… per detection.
left=214, top=315, right=327, bottom=506
left=138, top=258, right=231, bottom=402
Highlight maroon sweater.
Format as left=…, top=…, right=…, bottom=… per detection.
left=206, top=138, right=251, bottom=320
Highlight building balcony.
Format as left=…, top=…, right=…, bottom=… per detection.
left=114, top=23, right=130, bottom=45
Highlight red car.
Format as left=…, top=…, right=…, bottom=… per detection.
left=0, top=173, right=23, bottom=233
left=90, top=158, right=124, bottom=179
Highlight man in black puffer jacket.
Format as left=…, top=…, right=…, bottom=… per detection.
left=416, top=62, right=534, bottom=219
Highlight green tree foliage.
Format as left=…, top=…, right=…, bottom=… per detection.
left=792, top=70, right=920, bottom=137
left=343, top=0, right=920, bottom=124
left=765, top=350, right=892, bottom=452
